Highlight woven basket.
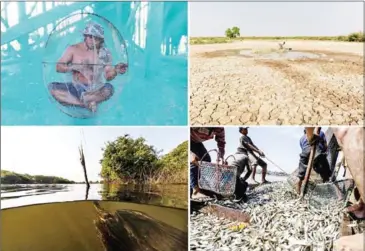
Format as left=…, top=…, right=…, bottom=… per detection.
left=198, top=149, right=237, bottom=196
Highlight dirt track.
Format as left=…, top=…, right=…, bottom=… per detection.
left=189, top=40, right=364, bottom=125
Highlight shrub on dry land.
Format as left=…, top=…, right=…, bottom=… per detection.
left=190, top=32, right=365, bottom=44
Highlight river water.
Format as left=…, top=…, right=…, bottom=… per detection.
left=1, top=183, right=188, bottom=251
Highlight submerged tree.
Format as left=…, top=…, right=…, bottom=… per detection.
left=79, top=143, right=90, bottom=189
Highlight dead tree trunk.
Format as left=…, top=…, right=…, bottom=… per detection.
left=79, top=144, right=90, bottom=189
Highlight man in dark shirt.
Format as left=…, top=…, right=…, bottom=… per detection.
left=190, top=127, right=226, bottom=199
left=296, top=127, right=331, bottom=194
left=229, top=127, right=253, bottom=201
left=237, top=127, right=270, bottom=184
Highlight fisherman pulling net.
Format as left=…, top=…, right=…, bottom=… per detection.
left=190, top=127, right=365, bottom=251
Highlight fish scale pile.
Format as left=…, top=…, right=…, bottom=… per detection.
left=190, top=182, right=351, bottom=251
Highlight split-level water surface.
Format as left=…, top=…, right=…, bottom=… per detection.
left=1, top=183, right=188, bottom=251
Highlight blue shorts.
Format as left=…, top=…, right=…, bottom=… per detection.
left=49, top=82, right=114, bottom=100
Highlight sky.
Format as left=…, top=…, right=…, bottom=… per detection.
left=190, top=2, right=364, bottom=37
left=1, top=126, right=188, bottom=182
left=203, top=126, right=328, bottom=175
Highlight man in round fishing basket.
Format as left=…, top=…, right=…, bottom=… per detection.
left=49, top=22, right=128, bottom=112
left=190, top=127, right=227, bottom=199
left=237, top=127, right=270, bottom=184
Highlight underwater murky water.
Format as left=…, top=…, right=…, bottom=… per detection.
left=1, top=184, right=188, bottom=251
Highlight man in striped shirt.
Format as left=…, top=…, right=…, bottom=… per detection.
left=190, top=127, right=226, bottom=198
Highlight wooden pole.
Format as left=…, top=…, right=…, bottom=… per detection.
left=79, top=144, right=90, bottom=189
left=301, top=127, right=320, bottom=199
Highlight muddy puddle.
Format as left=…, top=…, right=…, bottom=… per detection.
left=201, top=48, right=324, bottom=60
left=239, top=49, right=322, bottom=59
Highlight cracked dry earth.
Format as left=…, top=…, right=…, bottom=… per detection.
left=189, top=40, right=364, bottom=126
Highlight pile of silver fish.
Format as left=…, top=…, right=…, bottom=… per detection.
left=190, top=182, right=352, bottom=251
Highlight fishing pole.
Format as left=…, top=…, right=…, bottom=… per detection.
left=263, top=156, right=289, bottom=176
left=41, top=62, right=126, bottom=67
left=301, top=127, right=320, bottom=199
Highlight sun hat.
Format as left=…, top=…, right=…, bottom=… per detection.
left=83, top=22, right=104, bottom=39
left=239, top=127, right=249, bottom=132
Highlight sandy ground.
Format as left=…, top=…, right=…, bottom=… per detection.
left=189, top=40, right=364, bottom=125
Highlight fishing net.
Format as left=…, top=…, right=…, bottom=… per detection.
left=198, top=150, right=237, bottom=196
left=308, top=179, right=355, bottom=209
left=43, top=12, right=128, bottom=118
left=286, top=167, right=322, bottom=191
left=286, top=158, right=355, bottom=209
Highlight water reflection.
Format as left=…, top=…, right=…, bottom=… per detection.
left=1, top=183, right=188, bottom=209
left=1, top=184, right=188, bottom=251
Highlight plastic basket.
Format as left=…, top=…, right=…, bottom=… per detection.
left=198, top=149, right=237, bottom=196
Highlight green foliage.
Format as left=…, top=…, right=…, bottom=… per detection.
left=225, top=27, right=240, bottom=39
left=155, top=141, right=188, bottom=184
left=100, top=135, right=161, bottom=183
left=191, top=32, right=365, bottom=45
left=347, top=32, right=365, bottom=42
left=0, top=170, right=75, bottom=184
left=225, top=28, right=234, bottom=39
left=100, top=135, right=188, bottom=184
left=231, top=26, right=240, bottom=37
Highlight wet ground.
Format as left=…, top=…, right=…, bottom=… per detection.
left=190, top=40, right=364, bottom=126
left=239, top=49, right=321, bottom=60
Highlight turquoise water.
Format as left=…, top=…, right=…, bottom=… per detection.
left=1, top=2, right=188, bottom=125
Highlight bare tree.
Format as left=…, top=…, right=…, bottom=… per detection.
left=79, top=144, right=90, bottom=189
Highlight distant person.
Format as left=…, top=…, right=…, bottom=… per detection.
left=190, top=127, right=226, bottom=199
left=238, top=127, right=269, bottom=184
left=49, top=22, right=128, bottom=112
left=295, top=127, right=331, bottom=194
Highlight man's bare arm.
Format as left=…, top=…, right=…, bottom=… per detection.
left=56, top=47, right=74, bottom=73
left=241, top=137, right=261, bottom=154
left=104, top=51, right=117, bottom=81
left=245, top=142, right=261, bottom=154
